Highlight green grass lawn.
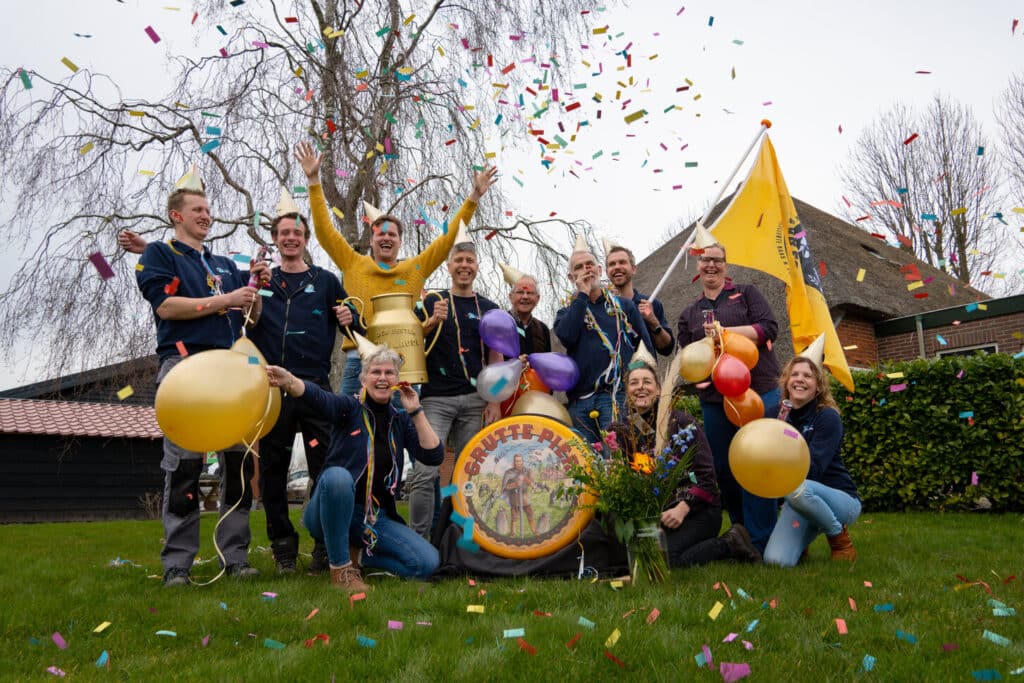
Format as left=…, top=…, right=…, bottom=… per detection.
left=1, top=510, right=1021, bottom=681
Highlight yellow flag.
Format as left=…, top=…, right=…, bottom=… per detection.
left=708, top=135, right=855, bottom=391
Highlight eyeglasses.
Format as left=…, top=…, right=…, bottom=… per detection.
left=698, top=257, right=725, bottom=264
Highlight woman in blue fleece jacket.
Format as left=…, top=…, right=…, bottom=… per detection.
left=763, top=356, right=861, bottom=567
left=266, top=346, right=443, bottom=592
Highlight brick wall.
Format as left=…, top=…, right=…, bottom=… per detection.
left=876, top=311, right=1024, bottom=362
left=835, top=316, right=878, bottom=368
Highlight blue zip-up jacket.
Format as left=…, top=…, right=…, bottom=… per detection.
left=298, top=381, right=444, bottom=521
left=249, top=265, right=359, bottom=383
left=554, top=291, right=653, bottom=402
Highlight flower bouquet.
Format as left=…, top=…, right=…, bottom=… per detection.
left=561, top=423, right=699, bottom=585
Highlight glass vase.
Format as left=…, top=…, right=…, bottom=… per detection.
left=626, top=518, right=670, bottom=586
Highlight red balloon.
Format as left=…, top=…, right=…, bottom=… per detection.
left=723, top=388, right=764, bottom=427
left=500, top=368, right=551, bottom=416
left=712, top=353, right=751, bottom=398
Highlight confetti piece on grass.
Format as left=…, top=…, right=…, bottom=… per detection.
left=566, top=633, right=581, bottom=648
left=52, top=632, right=68, bottom=649
left=863, top=655, right=876, bottom=672
left=155, top=630, right=177, bottom=637
left=604, top=650, right=625, bottom=668
left=578, top=616, right=595, bottom=629
left=836, top=618, right=848, bottom=634
left=263, top=638, right=285, bottom=649
left=349, top=592, right=366, bottom=607
left=982, top=630, right=1011, bottom=647
left=605, top=629, right=620, bottom=647
left=646, top=608, right=660, bottom=624
left=708, top=601, right=724, bottom=620
left=720, top=662, right=751, bottom=682
left=95, top=650, right=109, bottom=667
left=93, top=621, right=112, bottom=633
left=357, top=635, right=377, bottom=648
left=388, top=620, right=403, bottom=630
left=46, top=666, right=65, bottom=677
left=874, top=603, right=894, bottom=612
left=517, top=637, right=536, bottom=655
left=504, top=628, right=525, bottom=638
left=896, top=629, right=918, bottom=644
left=973, top=671, right=1002, bottom=681
left=467, top=605, right=485, bottom=614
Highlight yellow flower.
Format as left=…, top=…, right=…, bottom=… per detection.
left=589, top=410, right=600, bottom=419
left=630, top=452, right=655, bottom=474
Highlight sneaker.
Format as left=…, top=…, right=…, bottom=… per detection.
left=330, top=564, right=369, bottom=593
left=163, top=567, right=190, bottom=587
left=276, top=558, right=297, bottom=575
left=722, top=524, right=763, bottom=563
left=271, top=537, right=299, bottom=575
left=307, top=541, right=329, bottom=575
left=225, top=563, right=260, bottom=579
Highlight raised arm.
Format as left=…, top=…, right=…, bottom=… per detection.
left=295, top=141, right=361, bottom=273
left=414, top=165, right=498, bottom=275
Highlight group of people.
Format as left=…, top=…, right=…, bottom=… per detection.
left=127, top=148, right=861, bottom=592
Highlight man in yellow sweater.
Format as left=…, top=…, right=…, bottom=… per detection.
left=294, top=142, right=498, bottom=395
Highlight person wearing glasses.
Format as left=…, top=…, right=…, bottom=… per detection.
left=675, top=242, right=782, bottom=554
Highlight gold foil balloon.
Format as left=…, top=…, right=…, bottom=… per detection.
left=155, top=349, right=270, bottom=452
left=679, top=338, right=716, bottom=382
left=243, top=386, right=281, bottom=444
left=510, top=390, right=572, bottom=425
left=231, top=337, right=281, bottom=443
left=728, top=418, right=810, bottom=498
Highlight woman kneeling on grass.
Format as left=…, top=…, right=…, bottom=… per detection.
left=607, top=361, right=762, bottom=567
left=763, top=356, right=861, bottom=567
left=266, top=346, right=442, bottom=592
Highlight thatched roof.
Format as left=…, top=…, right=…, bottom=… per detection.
left=632, top=196, right=987, bottom=362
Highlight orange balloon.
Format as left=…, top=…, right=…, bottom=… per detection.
left=500, top=367, right=551, bottom=416
left=723, top=389, right=765, bottom=427
left=721, top=330, right=759, bottom=370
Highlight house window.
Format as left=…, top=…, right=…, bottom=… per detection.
left=937, top=343, right=998, bottom=358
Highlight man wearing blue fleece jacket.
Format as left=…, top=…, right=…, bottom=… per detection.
left=554, top=249, right=653, bottom=444
left=248, top=210, right=361, bottom=574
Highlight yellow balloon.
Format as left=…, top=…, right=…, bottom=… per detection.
left=679, top=338, right=716, bottom=382
left=155, top=349, right=270, bottom=452
left=243, top=387, right=282, bottom=444
left=231, top=337, right=266, bottom=365
left=510, top=390, right=572, bottom=425
left=728, top=418, right=810, bottom=498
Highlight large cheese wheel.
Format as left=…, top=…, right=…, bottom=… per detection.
left=451, top=415, right=595, bottom=559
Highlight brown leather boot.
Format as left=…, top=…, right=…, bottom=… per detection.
left=330, top=563, right=369, bottom=593
left=827, top=525, right=857, bottom=561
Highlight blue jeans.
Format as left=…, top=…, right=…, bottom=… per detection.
left=763, top=480, right=862, bottom=567
left=568, top=390, right=625, bottom=446
left=302, top=467, right=439, bottom=578
left=701, top=387, right=781, bottom=553
left=407, top=393, right=484, bottom=538
left=340, top=351, right=362, bottom=396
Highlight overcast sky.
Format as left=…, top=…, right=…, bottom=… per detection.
left=1, top=1, right=1021, bottom=388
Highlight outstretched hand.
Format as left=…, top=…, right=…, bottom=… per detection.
left=470, top=164, right=498, bottom=201
left=294, top=141, right=322, bottom=181
left=118, top=230, right=147, bottom=255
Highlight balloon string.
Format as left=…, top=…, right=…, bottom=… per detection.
left=422, top=290, right=445, bottom=357
left=188, top=411, right=266, bottom=587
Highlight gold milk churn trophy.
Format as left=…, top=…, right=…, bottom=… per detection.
left=343, top=293, right=428, bottom=383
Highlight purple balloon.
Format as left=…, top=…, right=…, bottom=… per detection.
left=527, top=352, right=580, bottom=393
left=479, top=309, right=521, bottom=357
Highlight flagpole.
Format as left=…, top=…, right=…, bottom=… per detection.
left=649, top=120, right=772, bottom=302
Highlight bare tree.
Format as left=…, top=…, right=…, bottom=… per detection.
left=839, top=94, right=1009, bottom=288
left=0, top=0, right=613, bottom=382
left=997, top=73, right=1024, bottom=204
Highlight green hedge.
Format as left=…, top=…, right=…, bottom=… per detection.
left=832, top=353, right=1024, bottom=512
